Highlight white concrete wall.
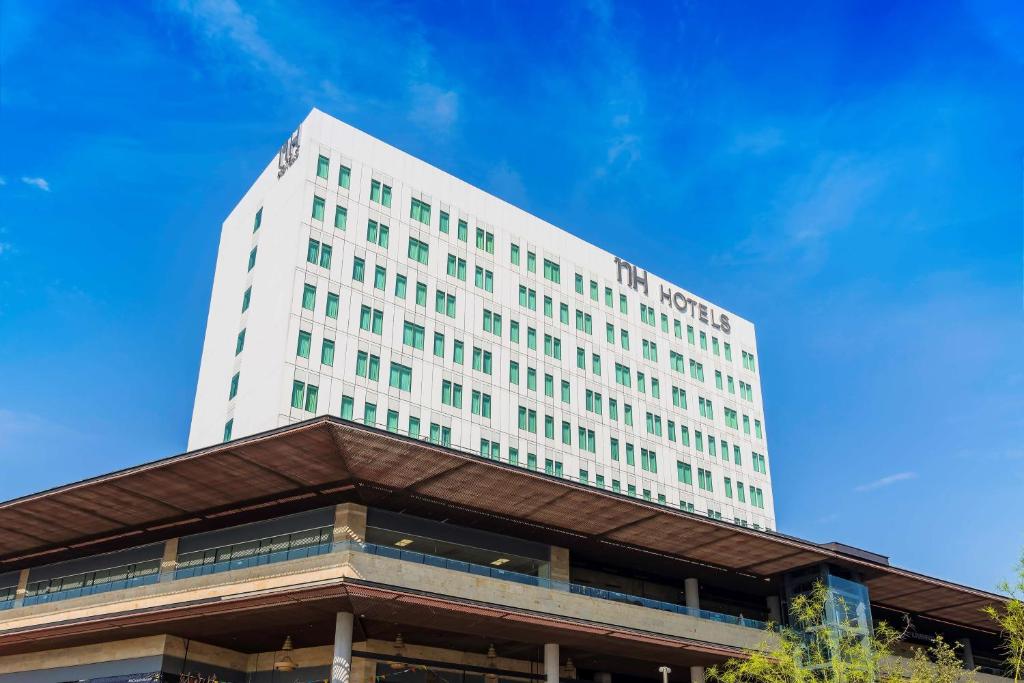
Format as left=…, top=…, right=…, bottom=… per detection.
left=189, top=108, right=775, bottom=529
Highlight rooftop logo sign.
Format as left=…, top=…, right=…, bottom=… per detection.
left=614, top=257, right=731, bottom=334
left=277, top=125, right=301, bottom=178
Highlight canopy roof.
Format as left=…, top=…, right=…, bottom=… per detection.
left=0, top=417, right=1003, bottom=632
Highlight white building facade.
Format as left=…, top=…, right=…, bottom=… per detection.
left=190, top=109, right=776, bottom=530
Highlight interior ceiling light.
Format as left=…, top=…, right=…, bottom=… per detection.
left=274, top=635, right=297, bottom=671
left=395, top=539, right=414, bottom=547
left=490, top=558, right=509, bottom=566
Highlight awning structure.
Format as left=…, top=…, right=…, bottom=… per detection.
left=0, top=417, right=1005, bottom=632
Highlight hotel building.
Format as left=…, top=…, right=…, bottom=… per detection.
left=190, top=109, right=774, bottom=530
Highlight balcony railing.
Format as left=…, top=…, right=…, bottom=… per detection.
left=338, top=540, right=768, bottom=630
left=1, top=534, right=766, bottom=631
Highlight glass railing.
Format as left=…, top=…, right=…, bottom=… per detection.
left=173, top=526, right=333, bottom=580
left=22, top=570, right=160, bottom=606
left=0, top=598, right=14, bottom=611
left=6, top=534, right=766, bottom=631
left=337, top=540, right=768, bottom=630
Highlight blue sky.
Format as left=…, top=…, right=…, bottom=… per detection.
left=0, top=0, right=1022, bottom=591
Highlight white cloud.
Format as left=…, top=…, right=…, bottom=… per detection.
left=854, top=471, right=918, bottom=493
left=21, top=176, right=50, bottom=191
left=169, top=0, right=299, bottom=81
left=407, top=83, right=459, bottom=133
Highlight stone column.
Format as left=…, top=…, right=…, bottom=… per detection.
left=332, top=612, right=355, bottom=683
left=544, top=643, right=560, bottom=683
left=766, top=595, right=781, bottom=623
left=334, top=502, right=368, bottom=546
left=684, top=579, right=703, bottom=683
left=549, top=546, right=570, bottom=584
left=159, top=538, right=179, bottom=582
left=959, top=638, right=975, bottom=670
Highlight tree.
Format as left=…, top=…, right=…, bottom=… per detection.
left=899, top=635, right=975, bottom=683
left=707, top=581, right=902, bottom=683
left=985, top=551, right=1024, bottom=682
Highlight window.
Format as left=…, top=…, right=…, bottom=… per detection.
left=614, top=363, right=632, bottom=387
left=642, top=339, right=658, bottom=361
left=229, top=372, right=239, bottom=399
left=447, top=254, right=467, bottom=280
left=457, top=219, right=468, bottom=241
left=670, top=351, right=685, bottom=373
left=416, top=282, right=428, bottom=306
left=439, top=211, right=449, bottom=233
left=724, top=408, right=739, bottom=429
left=526, top=251, right=536, bottom=272
left=402, top=321, right=425, bottom=350
left=373, top=265, right=386, bottom=290
left=471, top=390, right=492, bottom=418
left=363, top=401, right=376, bottom=425
left=339, top=165, right=351, bottom=189
left=389, top=363, right=412, bottom=391
left=543, top=259, right=561, bottom=283
left=367, top=220, right=390, bottom=247
left=689, top=359, right=705, bottom=382
left=319, top=243, right=332, bottom=269
left=698, top=468, right=714, bottom=492
left=592, top=353, right=602, bottom=376
left=475, top=228, right=495, bottom=253
left=699, top=397, right=714, bottom=420
left=574, top=273, right=584, bottom=294
left=355, top=351, right=381, bottom=380
left=610, top=438, right=620, bottom=461
left=296, top=330, right=311, bottom=359
left=619, top=293, right=628, bottom=314
left=641, top=448, right=657, bottom=473
left=291, top=380, right=304, bottom=409
left=242, top=286, right=252, bottom=312
left=700, top=331, right=708, bottom=350
left=410, top=198, right=431, bottom=225
left=672, top=386, right=687, bottom=409
left=472, top=347, right=493, bottom=374
left=302, top=283, right=316, bottom=310
left=510, top=243, right=520, bottom=265
left=235, top=329, right=246, bottom=355
left=509, top=360, right=520, bottom=385
left=510, top=320, right=520, bottom=343
left=407, top=237, right=430, bottom=265
left=223, top=419, right=233, bottom=442
left=441, top=380, right=464, bottom=408
left=687, top=325, right=695, bottom=345
left=326, top=292, right=340, bottom=318
left=518, top=406, right=537, bottom=433
left=755, top=419, right=763, bottom=439
left=527, top=326, right=537, bottom=349
left=677, top=461, right=693, bottom=485
left=409, top=416, right=421, bottom=439
left=606, top=323, right=615, bottom=343
left=543, top=334, right=561, bottom=359
left=518, top=285, right=537, bottom=310
left=387, top=410, right=400, bottom=433
left=370, top=180, right=392, bottom=207
left=334, top=205, right=348, bottom=230
left=561, top=379, right=571, bottom=403
left=253, top=207, right=262, bottom=232
left=433, top=332, right=445, bottom=357
left=475, top=266, right=494, bottom=292
left=482, top=309, right=502, bottom=336
left=359, top=305, right=384, bottom=334
left=352, top=256, right=365, bottom=282
left=394, top=274, right=407, bottom=299
left=453, top=339, right=464, bottom=364
left=321, top=338, right=335, bottom=366
left=341, top=395, right=354, bottom=420
left=312, top=195, right=325, bottom=221
left=247, top=246, right=257, bottom=272
left=305, top=384, right=318, bottom=412
left=317, top=154, right=330, bottom=179
left=435, top=289, right=456, bottom=318
left=605, top=287, right=613, bottom=307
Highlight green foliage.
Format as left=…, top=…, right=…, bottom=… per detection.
left=985, top=551, right=1024, bottom=682
left=898, top=635, right=975, bottom=683
left=707, top=582, right=901, bottom=683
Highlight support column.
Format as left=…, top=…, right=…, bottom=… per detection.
left=332, top=612, right=354, bottom=683
left=766, top=595, right=782, bottom=623
left=959, top=638, right=975, bottom=670
left=334, top=503, right=368, bottom=546
left=13, top=568, right=28, bottom=606
left=684, top=578, right=700, bottom=611
left=159, top=538, right=179, bottom=582
left=549, top=546, right=570, bottom=584
left=684, top=579, right=703, bottom=683
left=544, top=643, right=560, bottom=683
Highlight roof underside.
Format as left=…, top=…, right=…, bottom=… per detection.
left=0, top=417, right=1003, bottom=632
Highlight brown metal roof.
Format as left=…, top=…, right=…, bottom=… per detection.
left=0, top=417, right=1005, bottom=632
